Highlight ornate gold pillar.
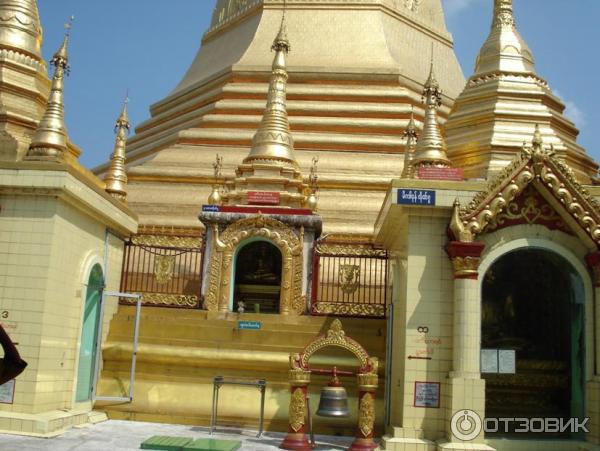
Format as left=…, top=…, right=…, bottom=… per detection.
left=349, top=372, right=378, bottom=451
left=281, top=369, right=311, bottom=451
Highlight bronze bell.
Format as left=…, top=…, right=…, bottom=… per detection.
left=316, top=367, right=349, bottom=417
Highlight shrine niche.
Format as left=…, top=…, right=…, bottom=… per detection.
left=204, top=215, right=306, bottom=315
left=234, top=240, right=283, bottom=314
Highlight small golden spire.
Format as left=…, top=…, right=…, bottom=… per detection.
left=208, top=154, right=223, bottom=205
left=475, top=0, right=535, bottom=75
left=243, top=8, right=296, bottom=167
left=401, top=107, right=418, bottom=178
left=105, top=95, right=131, bottom=202
left=26, top=16, right=74, bottom=161
left=411, top=51, right=451, bottom=169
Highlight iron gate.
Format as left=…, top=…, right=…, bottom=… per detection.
left=120, top=232, right=204, bottom=308
left=311, top=241, right=389, bottom=317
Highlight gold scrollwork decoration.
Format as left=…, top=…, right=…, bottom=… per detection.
left=312, top=302, right=385, bottom=317
left=289, top=388, right=306, bottom=433
left=298, top=319, right=370, bottom=370
left=358, top=393, right=375, bottom=437
left=121, top=293, right=199, bottom=308
left=132, top=234, right=202, bottom=249
left=316, top=243, right=387, bottom=258
left=451, top=256, right=481, bottom=277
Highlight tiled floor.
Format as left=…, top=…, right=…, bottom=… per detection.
left=0, top=419, right=354, bottom=450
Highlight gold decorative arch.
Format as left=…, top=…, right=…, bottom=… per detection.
left=205, top=215, right=305, bottom=315
left=290, top=319, right=377, bottom=374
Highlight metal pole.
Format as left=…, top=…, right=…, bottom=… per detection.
left=307, top=396, right=315, bottom=448
left=258, top=383, right=265, bottom=438
left=128, top=294, right=142, bottom=400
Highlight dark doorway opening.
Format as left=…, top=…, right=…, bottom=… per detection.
left=481, top=248, right=585, bottom=439
left=234, top=241, right=282, bottom=314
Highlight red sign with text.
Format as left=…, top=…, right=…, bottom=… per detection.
left=247, top=191, right=281, bottom=205
left=418, top=167, right=464, bottom=181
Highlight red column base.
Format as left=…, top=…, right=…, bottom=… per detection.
left=280, top=432, right=311, bottom=451
left=348, top=437, right=378, bottom=451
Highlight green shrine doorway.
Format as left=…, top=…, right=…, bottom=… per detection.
left=76, top=263, right=103, bottom=402
left=481, top=248, right=585, bottom=438
left=233, top=240, right=283, bottom=314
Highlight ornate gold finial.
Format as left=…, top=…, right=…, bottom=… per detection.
left=450, top=198, right=473, bottom=242
left=208, top=154, right=224, bottom=205
left=411, top=48, right=451, bottom=170
left=0, top=0, right=43, bottom=60
left=475, top=0, right=534, bottom=74
left=401, top=107, right=418, bottom=178
left=243, top=5, right=297, bottom=167
left=532, top=123, right=543, bottom=149
left=307, top=156, right=319, bottom=211
left=272, top=0, right=290, bottom=53
left=105, top=95, right=131, bottom=202
left=493, top=0, right=515, bottom=28
left=25, top=16, right=74, bottom=161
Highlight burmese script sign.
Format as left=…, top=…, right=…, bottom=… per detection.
left=414, top=381, right=440, bottom=408
left=238, top=321, right=261, bottom=330
left=247, top=191, right=281, bottom=205
left=398, top=189, right=436, bottom=206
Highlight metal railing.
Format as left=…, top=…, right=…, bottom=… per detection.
left=311, top=241, right=389, bottom=318
left=119, top=233, right=204, bottom=309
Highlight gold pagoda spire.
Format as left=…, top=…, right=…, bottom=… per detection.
left=411, top=54, right=451, bottom=169
left=0, top=0, right=43, bottom=60
left=401, top=108, right=418, bottom=178
left=243, top=10, right=297, bottom=167
left=475, top=0, right=535, bottom=75
left=104, top=96, right=131, bottom=202
left=26, top=18, right=73, bottom=161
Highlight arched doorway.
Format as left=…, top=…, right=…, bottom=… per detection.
left=75, top=263, right=104, bottom=402
left=481, top=248, right=585, bottom=438
left=233, top=240, right=282, bottom=314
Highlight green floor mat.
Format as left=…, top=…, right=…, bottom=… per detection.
left=182, top=439, right=242, bottom=451
left=140, top=435, right=193, bottom=450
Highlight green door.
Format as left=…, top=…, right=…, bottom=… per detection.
left=76, top=264, right=103, bottom=402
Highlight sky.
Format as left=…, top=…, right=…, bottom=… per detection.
left=37, top=0, right=600, bottom=169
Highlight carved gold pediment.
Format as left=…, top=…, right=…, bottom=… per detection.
left=205, top=215, right=305, bottom=315
left=450, top=126, right=600, bottom=246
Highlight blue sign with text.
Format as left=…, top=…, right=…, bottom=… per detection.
left=202, top=205, right=220, bottom=212
left=238, top=321, right=261, bottom=330
left=397, top=189, right=436, bottom=206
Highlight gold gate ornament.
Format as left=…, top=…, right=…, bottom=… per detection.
left=339, top=264, right=360, bottom=294
left=154, top=255, right=175, bottom=285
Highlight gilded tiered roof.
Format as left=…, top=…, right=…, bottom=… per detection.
left=445, top=0, right=598, bottom=183
left=95, top=0, right=465, bottom=233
